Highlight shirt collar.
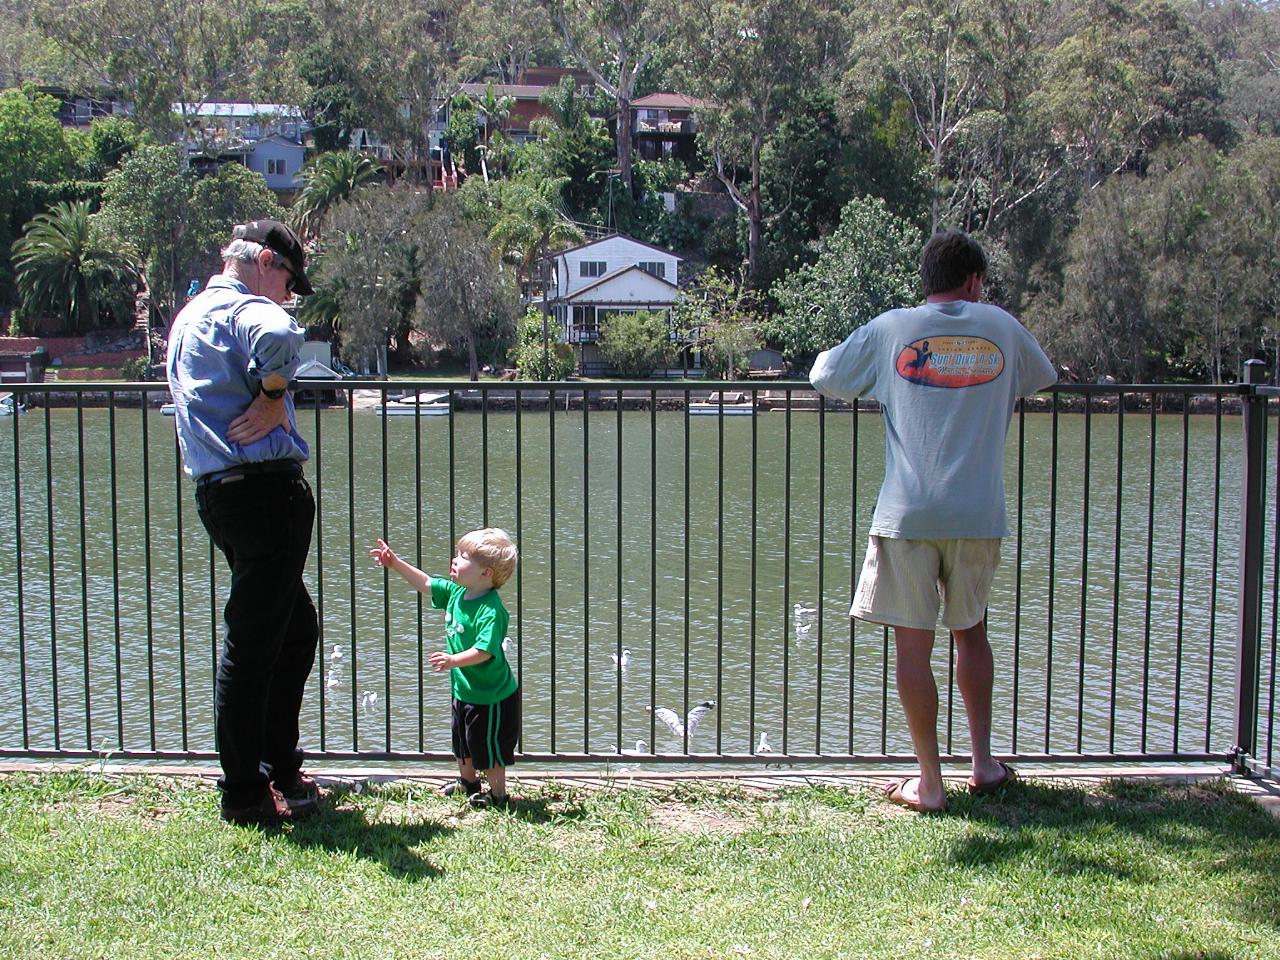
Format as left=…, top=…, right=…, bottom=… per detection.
left=205, top=274, right=251, bottom=295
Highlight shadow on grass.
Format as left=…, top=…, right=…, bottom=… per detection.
left=284, top=793, right=451, bottom=881
left=942, top=777, right=1280, bottom=929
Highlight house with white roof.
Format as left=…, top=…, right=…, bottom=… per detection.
left=545, top=234, right=689, bottom=376
left=175, top=102, right=310, bottom=191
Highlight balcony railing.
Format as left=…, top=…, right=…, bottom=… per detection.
left=0, top=373, right=1276, bottom=774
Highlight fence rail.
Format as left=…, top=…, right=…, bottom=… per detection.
left=0, top=374, right=1275, bottom=773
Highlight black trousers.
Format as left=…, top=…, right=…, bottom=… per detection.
left=196, top=471, right=318, bottom=807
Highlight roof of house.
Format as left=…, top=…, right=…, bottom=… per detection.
left=295, top=359, right=342, bottom=380
left=175, top=102, right=304, bottom=119
left=459, top=83, right=552, bottom=101
left=562, top=264, right=681, bottom=303
left=553, top=233, right=684, bottom=262
left=631, top=93, right=708, bottom=111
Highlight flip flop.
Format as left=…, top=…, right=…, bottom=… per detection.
left=881, top=777, right=947, bottom=813
left=968, top=761, right=1018, bottom=795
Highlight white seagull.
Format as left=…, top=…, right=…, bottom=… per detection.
left=360, top=690, right=379, bottom=716
left=611, top=649, right=632, bottom=673
left=610, top=739, right=649, bottom=756
left=757, top=731, right=774, bottom=754
left=330, top=645, right=344, bottom=661
left=793, top=602, right=816, bottom=637
left=502, top=636, right=513, bottom=654
left=648, top=700, right=717, bottom=738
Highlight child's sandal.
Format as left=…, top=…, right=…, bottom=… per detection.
left=441, top=777, right=481, bottom=797
left=469, top=791, right=509, bottom=809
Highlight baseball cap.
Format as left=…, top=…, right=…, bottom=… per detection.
left=233, top=219, right=314, bottom=295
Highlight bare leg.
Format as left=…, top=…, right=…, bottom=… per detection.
left=483, top=766, right=507, bottom=798
left=954, top=621, right=1005, bottom=785
left=457, top=758, right=477, bottom=782
left=893, top=627, right=946, bottom=810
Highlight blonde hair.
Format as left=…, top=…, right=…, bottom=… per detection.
left=457, top=527, right=518, bottom=588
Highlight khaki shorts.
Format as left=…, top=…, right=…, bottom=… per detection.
left=851, top=536, right=1001, bottom=631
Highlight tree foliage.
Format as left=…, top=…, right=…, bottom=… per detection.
left=12, top=200, right=139, bottom=334
left=510, top=305, right=576, bottom=379
left=598, top=308, right=675, bottom=375
left=767, top=195, right=922, bottom=363
left=290, top=150, right=385, bottom=241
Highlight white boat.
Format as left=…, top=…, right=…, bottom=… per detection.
left=377, top=391, right=452, bottom=416
left=688, top=391, right=755, bottom=416
left=0, top=392, right=25, bottom=416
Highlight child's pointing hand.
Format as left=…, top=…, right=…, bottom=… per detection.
left=369, top=538, right=398, bottom=568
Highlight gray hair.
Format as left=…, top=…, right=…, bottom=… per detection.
left=221, top=238, right=269, bottom=265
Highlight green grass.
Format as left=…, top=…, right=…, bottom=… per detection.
left=0, top=772, right=1276, bottom=959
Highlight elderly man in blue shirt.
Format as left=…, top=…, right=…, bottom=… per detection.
left=167, top=219, right=323, bottom=826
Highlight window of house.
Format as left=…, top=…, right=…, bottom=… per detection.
left=580, top=260, right=607, bottom=278
left=267, top=158, right=286, bottom=176
left=638, top=261, right=666, bottom=280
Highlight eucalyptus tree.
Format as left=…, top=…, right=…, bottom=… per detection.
left=675, top=0, right=843, bottom=284
left=31, top=0, right=293, bottom=141
left=12, top=200, right=139, bottom=334
left=541, top=0, right=672, bottom=193
left=459, top=0, right=559, bottom=83
left=291, top=150, right=386, bottom=241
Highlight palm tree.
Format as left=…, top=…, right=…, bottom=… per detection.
left=290, top=151, right=386, bottom=241
left=488, top=176, right=584, bottom=374
left=12, top=200, right=140, bottom=335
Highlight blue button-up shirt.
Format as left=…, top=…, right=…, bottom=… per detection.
left=166, top=275, right=309, bottom=480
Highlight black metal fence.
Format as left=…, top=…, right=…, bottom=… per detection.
left=0, top=370, right=1276, bottom=773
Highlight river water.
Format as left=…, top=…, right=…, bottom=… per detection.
left=0, top=402, right=1272, bottom=763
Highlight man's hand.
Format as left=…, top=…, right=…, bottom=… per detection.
left=227, top=392, right=288, bottom=445
left=428, top=650, right=454, bottom=672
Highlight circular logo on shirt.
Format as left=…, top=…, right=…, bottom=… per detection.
left=895, top=336, right=1005, bottom=388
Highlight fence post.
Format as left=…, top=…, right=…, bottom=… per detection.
left=1235, top=359, right=1267, bottom=774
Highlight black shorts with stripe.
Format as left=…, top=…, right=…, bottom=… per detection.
left=451, top=689, right=521, bottom=769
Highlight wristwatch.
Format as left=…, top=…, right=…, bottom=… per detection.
left=260, top=386, right=286, bottom=400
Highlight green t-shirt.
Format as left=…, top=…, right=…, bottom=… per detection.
left=430, top=577, right=516, bottom=704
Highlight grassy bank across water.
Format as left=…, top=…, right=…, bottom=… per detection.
left=0, top=772, right=1276, bottom=959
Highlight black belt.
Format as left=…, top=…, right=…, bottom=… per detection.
left=197, top=459, right=303, bottom=487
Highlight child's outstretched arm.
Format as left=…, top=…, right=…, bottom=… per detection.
left=368, top=538, right=432, bottom=592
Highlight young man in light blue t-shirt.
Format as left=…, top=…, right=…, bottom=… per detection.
left=811, top=230, right=1056, bottom=812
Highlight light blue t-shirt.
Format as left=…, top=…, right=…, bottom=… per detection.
left=166, top=275, right=309, bottom=479
left=810, top=300, right=1056, bottom=539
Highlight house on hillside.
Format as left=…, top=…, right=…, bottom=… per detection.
left=176, top=102, right=310, bottom=193
left=544, top=235, right=692, bottom=376
left=626, top=93, right=706, bottom=168
left=458, top=67, right=594, bottom=145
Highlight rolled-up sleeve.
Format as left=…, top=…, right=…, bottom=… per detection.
left=236, top=299, right=303, bottom=382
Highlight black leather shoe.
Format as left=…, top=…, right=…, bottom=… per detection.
left=275, top=771, right=322, bottom=803
left=441, top=777, right=481, bottom=798
left=221, top=786, right=317, bottom=826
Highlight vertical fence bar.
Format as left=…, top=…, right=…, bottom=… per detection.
left=615, top=388, right=623, bottom=753
left=749, top=387, right=758, bottom=755
left=682, top=388, right=691, bottom=754
left=174, top=431, right=188, bottom=750
left=1207, top=396, right=1224, bottom=751
left=381, top=386, right=391, bottom=750
left=12, top=394, right=27, bottom=747
left=141, top=395, right=156, bottom=751
left=1141, top=401, right=1158, bottom=752
left=782, top=390, right=792, bottom=753
left=76, top=396, right=91, bottom=748
left=549, top=386, right=557, bottom=753
left=514, top=388, right=524, bottom=709
left=649, top=387, right=657, bottom=751
left=347, top=392, right=358, bottom=747
left=313, top=402, right=328, bottom=752
left=1077, top=395, right=1092, bottom=752
left=1044, top=394, right=1059, bottom=753
left=108, top=394, right=124, bottom=748
left=482, top=389, right=490, bottom=527
left=1108, top=393, right=1125, bottom=753
left=1173, top=401, right=1189, bottom=752
left=1268, top=400, right=1279, bottom=768
left=848, top=405, right=858, bottom=755
left=716, top=390, right=725, bottom=754
left=1012, top=403, right=1026, bottom=752
left=43, top=403, right=59, bottom=749
left=816, top=395, right=825, bottom=755
left=1235, top=361, right=1267, bottom=772
left=582, top=388, right=590, bottom=753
